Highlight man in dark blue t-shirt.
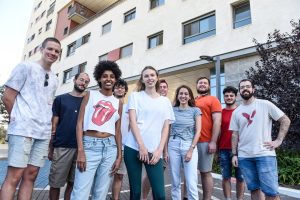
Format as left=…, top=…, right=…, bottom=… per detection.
left=48, top=72, right=90, bottom=200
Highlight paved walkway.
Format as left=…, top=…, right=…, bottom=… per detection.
left=0, top=144, right=299, bottom=200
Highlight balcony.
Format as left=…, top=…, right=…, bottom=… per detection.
left=68, top=2, right=96, bottom=24
left=75, top=0, right=119, bottom=13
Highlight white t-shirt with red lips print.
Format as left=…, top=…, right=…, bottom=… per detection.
left=83, top=90, right=120, bottom=135
left=229, top=99, right=284, bottom=158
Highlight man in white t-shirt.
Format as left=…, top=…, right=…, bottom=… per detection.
left=1, top=37, right=61, bottom=200
left=112, top=79, right=129, bottom=200
left=230, top=79, right=290, bottom=200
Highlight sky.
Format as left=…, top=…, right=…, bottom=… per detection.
left=0, top=0, right=34, bottom=85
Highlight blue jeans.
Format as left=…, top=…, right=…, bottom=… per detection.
left=71, top=136, right=117, bottom=200
left=219, top=150, right=243, bottom=181
left=168, top=138, right=198, bottom=200
left=238, top=156, right=278, bottom=197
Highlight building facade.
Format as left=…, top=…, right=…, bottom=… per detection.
left=23, top=0, right=300, bottom=103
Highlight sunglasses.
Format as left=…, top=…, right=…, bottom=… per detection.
left=44, top=73, right=49, bottom=87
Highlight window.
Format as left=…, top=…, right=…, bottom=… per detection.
left=41, top=10, right=45, bottom=18
left=124, top=8, right=136, bottom=23
left=82, top=33, right=91, bottom=45
left=63, top=62, right=87, bottom=83
left=99, top=53, right=108, bottom=61
left=67, top=42, right=76, bottom=57
left=102, top=21, right=112, bottom=35
left=34, top=45, right=39, bottom=54
left=47, top=1, right=56, bottom=17
left=38, top=27, right=42, bottom=34
left=63, top=27, right=68, bottom=35
left=183, top=13, right=216, bottom=44
left=233, top=1, right=251, bottom=28
left=120, top=43, right=133, bottom=58
left=148, top=31, right=163, bottom=49
left=210, top=67, right=225, bottom=106
left=27, top=34, right=35, bottom=43
left=67, top=5, right=73, bottom=13
left=46, top=20, right=52, bottom=31
left=34, top=1, right=42, bottom=11
left=150, top=0, right=165, bottom=9
left=29, top=51, right=32, bottom=57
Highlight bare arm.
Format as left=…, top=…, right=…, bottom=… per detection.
left=264, top=114, right=291, bottom=150
left=150, top=120, right=170, bottom=165
left=185, top=115, right=201, bottom=162
left=48, top=116, right=59, bottom=160
left=76, top=92, right=90, bottom=172
left=208, top=112, right=221, bottom=153
left=231, top=130, right=239, bottom=167
left=128, top=109, right=148, bottom=162
left=111, top=100, right=123, bottom=174
left=1, top=87, right=18, bottom=115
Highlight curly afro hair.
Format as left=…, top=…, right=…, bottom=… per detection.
left=93, top=61, right=122, bottom=88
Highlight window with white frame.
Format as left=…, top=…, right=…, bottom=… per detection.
left=99, top=53, right=108, bottom=61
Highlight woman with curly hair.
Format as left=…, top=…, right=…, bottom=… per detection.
left=71, top=61, right=122, bottom=200
left=124, top=66, right=175, bottom=200
left=168, top=85, right=201, bottom=200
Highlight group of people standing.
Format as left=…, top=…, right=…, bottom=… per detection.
left=0, top=37, right=291, bottom=200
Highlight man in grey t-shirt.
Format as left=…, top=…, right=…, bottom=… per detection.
left=230, top=79, right=290, bottom=200
left=1, top=37, right=61, bottom=200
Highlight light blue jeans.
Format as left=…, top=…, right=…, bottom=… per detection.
left=168, top=138, right=199, bottom=200
left=71, top=136, right=117, bottom=200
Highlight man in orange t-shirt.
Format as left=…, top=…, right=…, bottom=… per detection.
left=195, top=77, right=222, bottom=200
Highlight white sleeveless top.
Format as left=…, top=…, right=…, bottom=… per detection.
left=83, top=90, right=120, bottom=135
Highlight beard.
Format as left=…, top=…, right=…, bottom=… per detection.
left=240, top=91, right=254, bottom=100
left=225, top=99, right=236, bottom=106
left=197, top=88, right=209, bottom=95
left=114, top=94, right=124, bottom=99
left=74, top=84, right=85, bottom=93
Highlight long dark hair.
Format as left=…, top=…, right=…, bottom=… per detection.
left=136, top=66, right=160, bottom=92
left=173, top=85, right=196, bottom=107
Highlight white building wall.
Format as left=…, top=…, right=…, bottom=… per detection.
left=44, top=0, right=299, bottom=95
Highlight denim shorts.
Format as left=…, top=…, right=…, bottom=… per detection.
left=8, top=135, right=49, bottom=168
left=238, top=156, right=279, bottom=197
left=219, top=150, right=243, bottom=181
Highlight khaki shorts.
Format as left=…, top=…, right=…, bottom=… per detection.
left=49, top=148, right=77, bottom=188
left=116, top=151, right=127, bottom=175
left=197, top=142, right=214, bottom=173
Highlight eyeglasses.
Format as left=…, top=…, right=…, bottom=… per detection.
left=44, top=73, right=49, bottom=87
left=239, top=85, right=252, bottom=90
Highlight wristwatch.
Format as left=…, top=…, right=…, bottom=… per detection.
left=191, top=144, right=196, bottom=149
left=231, top=153, right=237, bottom=157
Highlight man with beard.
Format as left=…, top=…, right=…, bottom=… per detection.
left=48, top=72, right=90, bottom=200
left=230, top=79, right=290, bottom=200
left=218, top=86, right=244, bottom=200
left=195, top=77, right=222, bottom=200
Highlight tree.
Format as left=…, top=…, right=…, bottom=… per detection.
left=0, top=85, right=9, bottom=123
left=246, top=20, right=300, bottom=150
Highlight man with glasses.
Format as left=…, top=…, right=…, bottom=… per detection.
left=111, top=79, right=129, bottom=200
left=1, top=37, right=61, bottom=200
left=230, top=79, right=291, bottom=200
left=48, top=72, right=90, bottom=200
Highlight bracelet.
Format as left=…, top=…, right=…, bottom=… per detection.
left=190, top=144, right=196, bottom=149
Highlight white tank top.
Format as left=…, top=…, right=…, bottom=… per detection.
left=83, top=90, right=120, bottom=135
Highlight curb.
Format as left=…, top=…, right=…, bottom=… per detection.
left=212, top=173, right=300, bottom=198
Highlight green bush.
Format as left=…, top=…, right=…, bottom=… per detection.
left=212, top=150, right=300, bottom=187
left=0, top=125, right=6, bottom=144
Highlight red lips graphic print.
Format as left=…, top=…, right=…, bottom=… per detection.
left=92, top=100, right=116, bottom=126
